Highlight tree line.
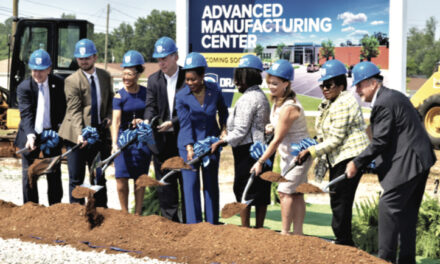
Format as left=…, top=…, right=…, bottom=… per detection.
left=1, top=13, right=438, bottom=77
left=407, top=16, right=440, bottom=77
left=0, top=10, right=176, bottom=63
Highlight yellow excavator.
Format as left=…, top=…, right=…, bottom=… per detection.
left=411, top=62, right=440, bottom=150
left=0, top=17, right=93, bottom=156
left=411, top=62, right=440, bottom=194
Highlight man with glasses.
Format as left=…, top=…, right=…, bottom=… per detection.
left=59, top=38, right=114, bottom=208
left=346, top=61, right=436, bottom=264
left=143, top=36, right=186, bottom=222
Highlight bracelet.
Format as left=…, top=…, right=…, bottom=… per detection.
left=257, top=159, right=265, bottom=165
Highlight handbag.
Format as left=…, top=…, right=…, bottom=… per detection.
left=314, top=156, right=328, bottom=183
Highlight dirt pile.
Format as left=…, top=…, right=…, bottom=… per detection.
left=0, top=200, right=387, bottom=264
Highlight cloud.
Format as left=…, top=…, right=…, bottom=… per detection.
left=371, top=20, right=385, bottom=25
left=341, top=26, right=355, bottom=32
left=337, top=12, right=367, bottom=26
left=348, top=30, right=369, bottom=38
left=309, top=34, right=317, bottom=38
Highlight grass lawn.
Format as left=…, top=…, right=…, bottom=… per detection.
left=220, top=203, right=334, bottom=239
left=220, top=203, right=440, bottom=264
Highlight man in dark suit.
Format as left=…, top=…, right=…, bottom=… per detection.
left=346, top=62, right=436, bottom=264
left=15, top=49, right=66, bottom=205
left=144, top=36, right=186, bottom=222
left=58, top=39, right=113, bottom=207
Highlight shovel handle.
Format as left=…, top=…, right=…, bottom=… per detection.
left=100, top=135, right=137, bottom=166
left=16, top=147, right=30, bottom=155
left=159, top=169, right=179, bottom=185
left=282, top=160, right=300, bottom=177
left=61, top=143, right=81, bottom=159
left=241, top=172, right=256, bottom=203
left=323, top=173, right=347, bottom=192
left=186, top=141, right=227, bottom=166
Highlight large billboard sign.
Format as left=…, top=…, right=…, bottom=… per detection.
left=178, top=0, right=399, bottom=106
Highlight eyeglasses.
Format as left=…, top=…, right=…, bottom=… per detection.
left=319, top=83, right=336, bottom=90
left=122, top=72, right=137, bottom=78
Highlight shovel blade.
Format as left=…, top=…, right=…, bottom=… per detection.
left=135, top=174, right=165, bottom=188
left=260, top=171, right=289, bottom=183
left=296, top=183, right=325, bottom=194
left=72, top=184, right=104, bottom=199
left=91, top=152, right=102, bottom=170
left=221, top=202, right=248, bottom=219
left=42, top=156, right=62, bottom=175
left=161, top=156, right=191, bottom=171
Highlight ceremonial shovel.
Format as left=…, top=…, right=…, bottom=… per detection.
left=136, top=147, right=213, bottom=188
left=82, top=135, right=138, bottom=193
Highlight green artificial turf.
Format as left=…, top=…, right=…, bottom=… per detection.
left=220, top=203, right=334, bottom=240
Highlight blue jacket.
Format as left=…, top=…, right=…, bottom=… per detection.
left=175, top=81, right=228, bottom=150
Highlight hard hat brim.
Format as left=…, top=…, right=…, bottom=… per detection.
left=29, top=65, right=51, bottom=70
left=152, top=49, right=178, bottom=59
left=74, top=52, right=96, bottom=58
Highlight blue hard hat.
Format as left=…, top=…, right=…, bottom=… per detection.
left=183, top=52, right=207, bottom=70
left=121, top=50, right=145, bottom=67
left=152, top=36, right=178, bottom=58
left=318, top=59, right=347, bottom=82
left=28, top=49, right=52, bottom=70
left=74, top=38, right=97, bottom=58
left=238, top=54, right=263, bottom=71
left=352, top=61, right=381, bottom=86
left=267, top=59, right=294, bottom=81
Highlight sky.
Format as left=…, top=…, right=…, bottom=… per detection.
left=0, top=0, right=176, bottom=33
left=249, top=0, right=389, bottom=47
left=0, top=0, right=439, bottom=37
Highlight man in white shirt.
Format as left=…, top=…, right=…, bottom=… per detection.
left=15, top=49, right=66, bottom=205
left=143, top=36, right=186, bottom=222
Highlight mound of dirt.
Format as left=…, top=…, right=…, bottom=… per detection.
left=0, top=200, right=387, bottom=263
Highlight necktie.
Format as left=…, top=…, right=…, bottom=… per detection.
left=34, top=83, right=45, bottom=134
left=90, top=75, right=98, bottom=127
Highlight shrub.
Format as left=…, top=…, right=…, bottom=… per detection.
left=352, top=193, right=440, bottom=258
left=352, top=195, right=379, bottom=253
left=416, top=194, right=440, bottom=258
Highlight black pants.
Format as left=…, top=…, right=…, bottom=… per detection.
left=328, top=158, right=362, bottom=246
left=21, top=146, right=63, bottom=205
left=232, top=143, right=272, bottom=206
left=378, top=172, right=428, bottom=264
left=152, top=133, right=185, bottom=223
left=66, top=140, right=110, bottom=207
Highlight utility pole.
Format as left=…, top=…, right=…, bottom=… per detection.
left=104, top=3, right=110, bottom=70
left=12, top=0, right=19, bottom=37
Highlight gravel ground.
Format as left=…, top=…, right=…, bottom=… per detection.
left=0, top=158, right=179, bottom=264
left=0, top=238, right=179, bottom=264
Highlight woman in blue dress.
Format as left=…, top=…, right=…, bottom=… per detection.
left=111, top=50, right=151, bottom=215
left=175, top=52, right=228, bottom=224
